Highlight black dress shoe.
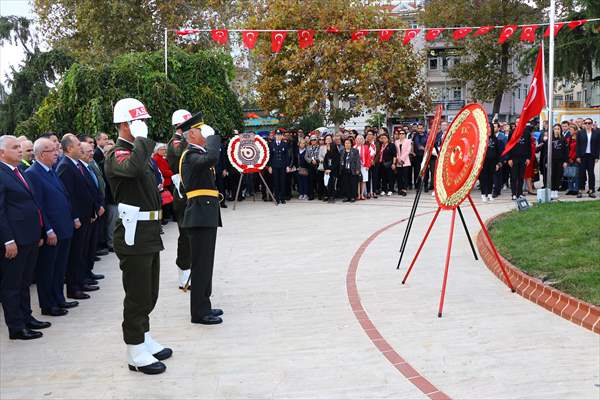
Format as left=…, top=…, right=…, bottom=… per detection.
left=96, top=248, right=109, bottom=256
left=128, top=361, right=166, bottom=375
left=67, top=291, right=90, bottom=300
left=83, top=278, right=98, bottom=286
left=26, top=319, right=51, bottom=330
left=153, top=347, right=173, bottom=361
left=108, top=247, right=114, bottom=253
left=191, top=315, right=223, bottom=325
left=9, top=328, right=43, bottom=340
left=59, top=301, right=79, bottom=309
left=41, top=307, right=68, bottom=316
left=220, top=203, right=228, bottom=208
left=82, top=284, right=99, bottom=292
left=210, top=309, right=224, bottom=317
left=90, top=272, right=104, bottom=280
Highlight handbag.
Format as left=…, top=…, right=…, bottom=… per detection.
left=564, top=164, right=577, bottom=178
left=161, top=190, right=173, bottom=205
left=298, top=167, right=309, bottom=176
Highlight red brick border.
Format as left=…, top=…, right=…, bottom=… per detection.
left=477, top=214, right=600, bottom=334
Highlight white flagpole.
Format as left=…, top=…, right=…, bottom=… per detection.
left=546, top=0, right=555, bottom=200
left=164, top=28, right=168, bottom=77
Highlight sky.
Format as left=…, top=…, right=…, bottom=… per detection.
left=0, top=0, right=36, bottom=87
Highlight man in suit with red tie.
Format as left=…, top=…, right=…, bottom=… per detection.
left=0, top=135, right=50, bottom=340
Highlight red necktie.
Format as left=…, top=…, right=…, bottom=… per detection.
left=14, top=167, right=43, bottom=227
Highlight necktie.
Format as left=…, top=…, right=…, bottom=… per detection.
left=77, top=162, right=86, bottom=176
left=87, top=165, right=99, bottom=188
left=14, top=167, right=42, bottom=227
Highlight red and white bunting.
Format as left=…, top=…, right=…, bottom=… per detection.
left=351, top=30, right=369, bottom=41
left=544, top=22, right=565, bottom=37
left=425, top=28, right=444, bottom=41
left=498, top=25, right=518, bottom=44
left=568, top=19, right=587, bottom=30
left=403, top=29, right=420, bottom=46
left=242, top=31, right=259, bottom=49
left=271, top=31, right=287, bottom=52
left=519, top=25, right=538, bottom=43
left=298, top=29, right=315, bottom=48
left=211, top=29, right=228, bottom=45
left=326, top=26, right=341, bottom=33
left=378, top=29, right=395, bottom=42
left=176, top=29, right=200, bottom=35
left=473, top=26, right=493, bottom=36
left=453, top=27, right=473, bottom=40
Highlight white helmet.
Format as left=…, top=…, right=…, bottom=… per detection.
left=172, top=109, right=192, bottom=126
left=113, top=98, right=151, bottom=124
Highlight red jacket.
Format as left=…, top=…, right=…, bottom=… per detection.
left=567, top=135, right=577, bottom=162
left=152, top=154, right=174, bottom=187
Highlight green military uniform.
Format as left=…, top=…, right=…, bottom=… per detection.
left=180, top=135, right=222, bottom=319
left=104, top=137, right=164, bottom=344
left=166, top=133, right=191, bottom=272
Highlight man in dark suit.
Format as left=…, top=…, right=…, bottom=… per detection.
left=93, top=132, right=109, bottom=164
left=56, top=134, right=101, bottom=300
left=576, top=118, right=600, bottom=198
left=25, top=138, right=79, bottom=316
left=268, top=129, right=291, bottom=204
left=0, top=135, right=50, bottom=340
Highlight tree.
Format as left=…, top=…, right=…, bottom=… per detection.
left=0, top=16, right=37, bottom=55
left=420, top=0, right=545, bottom=115
left=246, top=0, right=429, bottom=132
left=366, top=112, right=386, bottom=129
left=15, top=47, right=243, bottom=141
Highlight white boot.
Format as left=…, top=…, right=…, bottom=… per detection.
left=127, top=343, right=158, bottom=367
left=178, top=268, right=190, bottom=289
left=144, top=332, right=164, bottom=354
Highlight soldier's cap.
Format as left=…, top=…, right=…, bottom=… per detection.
left=275, top=129, right=283, bottom=135
left=177, top=112, right=204, bottom=132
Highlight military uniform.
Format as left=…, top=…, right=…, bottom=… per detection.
left=268, top=138, right=291, bottom=203
left=166, top=133, right=191, bottom=275
left=104, top=137, right=164, bottom=344
left=180, top=134, right=222, bottom=321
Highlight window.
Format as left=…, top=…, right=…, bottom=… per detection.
left=452, top=87, right=462, bottom=101
left=429, top=58, right=438, bottom=70
left=522, top=84, right=528, bottom=98
left=442, top=57, right=449, bottom=71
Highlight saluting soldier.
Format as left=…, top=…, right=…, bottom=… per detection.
left=104, top=98, right=172, bottom=375
left=178, top=113, right=224, bottom=325
left=166, top=109, right=192, bottom=290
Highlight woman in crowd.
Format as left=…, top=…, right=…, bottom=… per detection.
left=323, top=136, right=340, bottom=203
left=377, top=133, right=397, bottom=196
left=565, top=125, right=579, bottom=195
left=317, top=136, right=327, bottom=200
left=296, top=139, right=310, bottom=200
left=354, top=135, right=374, bottom=200
left=305, top=135, right=320, bottom=200
left=395, top=130, right=412, bottom=197
left=542, top=124, right=569, bottom=198
left=366, top=130, right=379, bottom=198
left=480, top=124, right=500, bottom=201
left=339, top=138, right=361, bottom=202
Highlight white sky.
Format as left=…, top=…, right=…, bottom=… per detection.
left=0, top=0, right=36, bottom=87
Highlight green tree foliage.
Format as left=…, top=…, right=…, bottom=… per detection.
left=0, top=16, right=36, bottom=55
left=246, top=0, right=429, bottom=130
left=15, top=47, right=243, bottom=141
left=420, top=0, right=544, bottom=114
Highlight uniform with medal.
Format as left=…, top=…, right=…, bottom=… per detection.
left=178, top=113, right=224, bottom=325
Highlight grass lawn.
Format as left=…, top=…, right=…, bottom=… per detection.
left=489, top=201, right=600, bottom=306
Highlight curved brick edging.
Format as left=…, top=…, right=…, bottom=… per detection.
left=477, top=214, right=600, bottom=334
left=347, top=211, right=451, bottom=400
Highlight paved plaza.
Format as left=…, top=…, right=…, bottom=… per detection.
left=1, top=193, right=599, bottom=399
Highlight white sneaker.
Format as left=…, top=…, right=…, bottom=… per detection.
left=488, top=194, right=494, bottom=201
left=481, top=194, right=487, bottom=202
left=380, top=191, right=386, bottom=196
left=127, top=343, right=158, bottom=368
left=387, top=191, right=393, bottom=196
left=511, top=195, right=516, bottom=200
left=178, top=268, right=190, bottom=289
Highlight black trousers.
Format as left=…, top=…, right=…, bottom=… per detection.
left=36, top=238, right=71, bottom=310
left=380, top=164, right=394, bottom=192
left=510, top=157, right=526, bottom=197
left=66, top=222, right=91, bottom=294
left=1, top=243, right=38, bottom=333
left=427, top=155, right=437, bottom=190
left=119, top=252, right=160, bottom=344
left=480, top=159, right=495, bottom=196
left=547, top=159, right=564, bottom=190
left=316, top=170, right=325, bottom=199
left=493, top=164, right=504, bottom=196
left=340, top=170, right=357, bottom=200
left=579, top=154, right=596, bottom=192
left=414, top=154, right=424, bottom=189
left=370, top=165, right=380, bottom=194
left=173, top=196, right=191, bottom=271
left=86, top=220, right=99, bottom=274
left=187, top=227, right=218, bottom=318
left=307, top=166, right=317, bottom=199
left=396, top=166, right=411, bottom=191
left=326, top=174, right=337, bottom=198
left=271, top=167, right=286, bottom=202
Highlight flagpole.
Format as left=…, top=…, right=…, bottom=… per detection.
left=546, top=0, right=555, bottom=200
left=164, top=28, right=168, bottom=77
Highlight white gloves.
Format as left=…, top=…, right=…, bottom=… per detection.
left=129, top=120, right=149, bottom=138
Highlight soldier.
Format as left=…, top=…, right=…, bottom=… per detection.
left=268, top=129, right=291, bottom=204
left=178, top=113, right=224, bottom=325
left=104, top=98, right=171, bottom=375
left=166, top=109, right=192, bottom=290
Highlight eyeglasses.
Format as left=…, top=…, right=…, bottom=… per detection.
left=584, top=122, right=592, bottom=125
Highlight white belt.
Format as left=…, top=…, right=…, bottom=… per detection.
left=118, top=203, right=161, bottom=246
left=138, top=210, right=162, bottom=221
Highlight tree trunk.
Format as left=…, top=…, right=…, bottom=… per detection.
left=332, top=90, right=340, bottom=133
left=492, top=43, right=510, bottom=117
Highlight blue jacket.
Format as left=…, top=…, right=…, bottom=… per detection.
left=0, top=162, right=43, bottom=246
left=269, top=141, right=291, bottom=168
left=25, top=161, right=74, bottom=240
left=56, top=156, right=99, bottom=221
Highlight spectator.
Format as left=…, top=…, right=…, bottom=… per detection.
left=365, top=130, right=378, bottom=198
left=541, top=124, right=569, bottom=199
left=395, top=130, right=412, bottom=197
left=93, top=132, right=109, bottom=164
left=413, top=124, right=427, bottom=191
left=305, top=135, right=320, bottom=200
left=323, top=136, right=340, bottom=203
left=296, top=139, right=310, bottom=200
left=17, top=138, right=34, bottom=170
left=576, top=117, right=600, bottom=198
left=339, top=138, right=360, bottom=202
left=378, top=133, right=397, bottom=196
left=565, top=125, right=579, bottom=195
left=480, top=124, right=500, bottom=201
left=506, top=125, right=533, bottom=200
left=101, top=140, right=118, bottom=251
left=152, top=143, right=175, bottom=220
left=355, top=135, right=375, bottom=200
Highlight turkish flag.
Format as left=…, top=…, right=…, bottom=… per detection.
left=568, top=19, right=587, bottom=30
left=211, top=29, right=228, bottom=45
left=425, top=28, right=444, bottom=41
left=473, top=26, right=493, bottom=36
left=402, top=29, right=420, bottom=45
left=498, top=25, right=517, bottom=43
left=453, top=27, right=472, bottom=40
left=544, top=22, right=565, bottom=37
left=271, top=31, right=287, bottom=53
left=326, top=26, right=341, bottom=33
left=351, top=30, right=368, bottom=41
left=501, top=45, right=546, bottom=157
left=519, top=25, right=538, bottom=43
left=298, top=29, right=315, bottom=49
left=242, top=31, right=259, bottom=49
left=379, top=30, right=395, bottom=42
left=176, top=29, right=200, bottom=35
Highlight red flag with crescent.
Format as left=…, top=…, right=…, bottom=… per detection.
left=498, top=25, right=518, bottom=44
left=271, top=31, right=287, bottom=52
left=211, top=29, right=228, bottom=45
left=519, top=25, right=538, bottom=43
left=502, top=45, right=546, bottom=157
left=402, top=29, right=420, bottom=45
left=242, top=31, right=259, bottom=49
left=351, top=30, right=368, bottom=41
left=298, top=29, right=315, bottom=48
left=544, top=22, right=565, bottom=37
left=425, top=28, right=444, bottom=41
left=453, top=27, right=472, bottom=40
left=473, top=26, right=493, bottom=36
left=568, top=19, right=587, bottom=30
left=378, top=30, right=395, bottom=42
